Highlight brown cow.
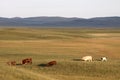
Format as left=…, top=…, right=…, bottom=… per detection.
left=7, top=61, right=16, bottom=66
left=22, top=58, right=32, bottom=65
left=46, top=61, right=57, bottom=67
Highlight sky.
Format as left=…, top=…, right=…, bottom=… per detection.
left=0, top=0, right=120, bottom=18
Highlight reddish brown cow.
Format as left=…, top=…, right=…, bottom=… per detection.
left=22, top=58, right=32, bottom=65
left=7, top=61, right=16, bottom=66
left=47, top=61, right=57, bottom=67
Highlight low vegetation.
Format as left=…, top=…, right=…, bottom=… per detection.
left=0, top=27, right=120, bottom=80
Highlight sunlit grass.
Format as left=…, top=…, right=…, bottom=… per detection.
left=0, top=27, right=120, bottom=80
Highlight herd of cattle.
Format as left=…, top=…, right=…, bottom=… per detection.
left=7, top=56, right=107, bottom=66
left=7, top=58, right=32, bottom=66
left=7, top=58, right=57, bottom=66
left=81, top=56, right=107, bottom=62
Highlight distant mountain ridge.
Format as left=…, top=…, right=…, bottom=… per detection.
left=0, top=16, right=120, bottom=27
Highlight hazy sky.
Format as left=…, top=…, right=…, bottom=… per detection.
left=0, top=0, right=120, bottom=18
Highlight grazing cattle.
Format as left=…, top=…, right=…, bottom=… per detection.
left=81, top=56, right=92, bottom=61
left=22, top=58, right=32, bottom=64
left=7, top=61, right=16, bottom=66
left=47, top=61, right=57, bottom=66
left=101, top=57, right=107, bottom=61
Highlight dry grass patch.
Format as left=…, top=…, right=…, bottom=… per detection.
left=0, top=27, right=120, bottom=80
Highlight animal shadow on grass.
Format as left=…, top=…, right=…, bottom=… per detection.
left=73, top=59, right=83, bottom=61
left=94, top=59, right=101, bottom=61
left=73, top=59, right=102, bottom=61
left=37, top=64, right=47, bottom=67
left=16, top=63, right=22, bottom=66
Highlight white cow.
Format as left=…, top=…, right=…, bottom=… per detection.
left=81, top=56, right=92, bottom=61
left=101, top=57, right=107, bottom=61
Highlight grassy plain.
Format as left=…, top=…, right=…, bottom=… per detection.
left=0, top=27, right=120, bottom=80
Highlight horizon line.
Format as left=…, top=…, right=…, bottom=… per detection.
left=0, top=16, right=120, bottom=19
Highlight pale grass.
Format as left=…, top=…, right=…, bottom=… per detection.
left=0, top=28, right=120, bottom=80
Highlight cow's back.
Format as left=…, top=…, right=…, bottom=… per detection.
left=22, top=58, right=32, bottom=64
left=82, top=56, right=92, bottom=61
left=47, top=61, right=57, bottom=66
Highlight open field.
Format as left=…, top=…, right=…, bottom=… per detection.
left=0, top=27, right=120, bottom=80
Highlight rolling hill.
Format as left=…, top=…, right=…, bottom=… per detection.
left=0, top=16, right=120, bottom=27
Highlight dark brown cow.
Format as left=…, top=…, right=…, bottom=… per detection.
left=7, top=61, right=16, bottom=66
left=22, top=58, right=32, bottom=65
left=46, top=61, right=57, bottom=67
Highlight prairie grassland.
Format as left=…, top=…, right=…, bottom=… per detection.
left=0, top=27, right=120, bottom=80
